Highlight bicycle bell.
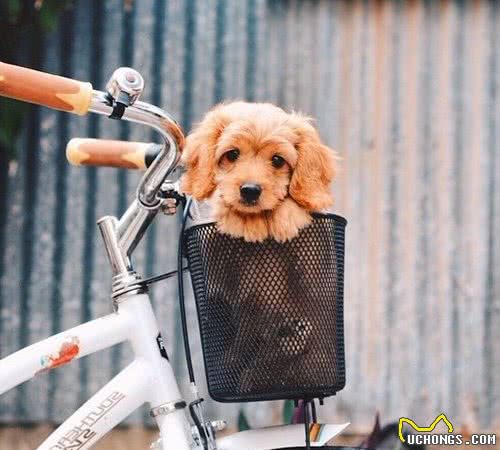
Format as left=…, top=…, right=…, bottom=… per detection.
left=106, top=67, right=144, bottom=117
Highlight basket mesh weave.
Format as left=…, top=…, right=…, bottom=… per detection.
left=184, top=213, right=346, bottom=402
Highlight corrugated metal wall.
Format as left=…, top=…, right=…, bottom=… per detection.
left=0, top=0, right=498, bottom=434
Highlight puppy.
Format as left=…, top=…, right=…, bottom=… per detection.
left=181, top=102, right=337, bottom=242
left=182, top=103, right=340, bottom=397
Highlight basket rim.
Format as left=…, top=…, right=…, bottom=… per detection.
left=185, top=211, right=347, bottom=234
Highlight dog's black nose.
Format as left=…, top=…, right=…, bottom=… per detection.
left=240, top=183, right=262, bottom=203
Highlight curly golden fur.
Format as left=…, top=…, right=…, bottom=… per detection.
left=181, top=102, right=337, bottom=242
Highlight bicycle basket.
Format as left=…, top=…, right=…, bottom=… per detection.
left=184, top=213, right=346, bottom=402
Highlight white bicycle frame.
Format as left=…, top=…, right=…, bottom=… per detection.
left=0, top=293, right=193, bottom=449
left=0, top=65, right=349, bottom=450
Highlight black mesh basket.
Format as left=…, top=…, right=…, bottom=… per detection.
left=184, top=213, right=347, bottom=403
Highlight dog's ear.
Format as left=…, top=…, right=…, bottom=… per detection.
left=288, top=114, right=337, bottom=211
left=181, top=106, right=231, bottom=199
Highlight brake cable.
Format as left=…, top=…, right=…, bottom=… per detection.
left=177, top=198, right=214, bottom=450
left=138, top=197, right=211, bottom=449
left=139, top=191, right=189, bottom=288
left=176, top=197, right=195, bottom=384
left=140, top=267, right=188, bottom=288
left=135, top=194, right=196, bottom=385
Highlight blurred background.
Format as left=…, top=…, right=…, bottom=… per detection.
left=0, top=0, right=498, bottom=447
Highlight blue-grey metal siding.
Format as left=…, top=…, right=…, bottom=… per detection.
left=0, top=0, right=498, bottom=433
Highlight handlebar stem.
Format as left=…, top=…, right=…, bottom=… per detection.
left=89, top=86, right=183, bottom=300
left=89, top=91, right=182, bottom=207
left=117, top=199, right=158, bottom=256
left=97, top=215, right=144, bottom=301
left=97, top=216, right=132, bottom=275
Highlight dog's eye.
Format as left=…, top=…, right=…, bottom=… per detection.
left=271, top=154, right=286, bottom=168
left=224, top=149, right=240, bottom=162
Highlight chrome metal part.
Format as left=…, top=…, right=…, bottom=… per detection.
left=150, top=400, right=187, bottom=418
left=97, top=216, right=131, bottom=275
left=111, top=272, right=145, bottom=302
left=98, top=215, right=146, bottom=300
left=89, top=69, right=184, bottom=302
left=190, top=400, right=217, bottom=450
left=160, top=179, right=182, bottom=215
left=161, top=198, right=177, bottom=216
left=136, top=133, right=178, bottom=207
left=89, top=91, right=182, bottom=206
left=106, top=67, right=144, bottom=106
left=205, top=424, right=217, bottom=450
left=117, top=200, right=159, bottom=256
left=193, top=419, right=226, bottom=448
left=160, top=179, right=181, bottom=194
left=209, top=420, right=227, bottom=433
left=191, top=425, right=202, bottom=448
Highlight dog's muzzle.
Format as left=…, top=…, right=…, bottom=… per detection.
left=240, top=183, right=262, bottom=204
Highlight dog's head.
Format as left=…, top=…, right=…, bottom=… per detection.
left=181, top=102, right=337, bottom=214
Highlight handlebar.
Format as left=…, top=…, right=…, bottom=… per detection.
left=0, top=62, right=93, bottom=115
left=0, top=62, right=186, bottom=295
left=0, top=62, right=185, bottom=207
left=66, top=138, right=162, bottom=170
left=89, top=91, right=184, bottom=206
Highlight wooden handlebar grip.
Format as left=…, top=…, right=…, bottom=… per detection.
left=66, top=138, right=162, bottom=170
left=0, top=62, right=93, bottom=115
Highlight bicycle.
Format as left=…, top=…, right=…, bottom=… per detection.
left=0, top=62, right=350, bottom=450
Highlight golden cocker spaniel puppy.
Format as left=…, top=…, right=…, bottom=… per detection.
left=181, top=102, right=337, bottom=242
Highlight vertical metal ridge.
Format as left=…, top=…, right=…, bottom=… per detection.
left=145, top=0, right=167, bottom=285
left=245, top=0, right=257, bottom=101
left=170, top=0, right=199, bottom=384
left=0, top=0, right=10, bottom=342
left=15, top=21, right=45, bottom=420
left=351, top=0, right=369, bottom=393
left=111, top=0, right=137, bottom=380
left=450, top=0, right=466, bottom=418
left=47, top=6, right=75, bottom=422
left=181, top=0, right=197, bottom=129
left=483, top=0, right=498, bottom=429
left=384, top=0, right=402, bottom=415
left=79, top=0, right=104, bottom=407
left=117, top=0, right=136, bottom=217
left=415, top=0, right=433, bottom=407
left=214, top=0, right=227, bottom=102
left=0, top=171, right=5, bottom=351
left=276, top=1, right=289, bottom=106
left=141, top=0, right=167, bottom=424
left=433, top=0, right=453, bottom=415
left=363, top=0, right=388, bottom=418
left=0, top=135, right=8, bottom=348
left=400, top=3, right=420, bottom=408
